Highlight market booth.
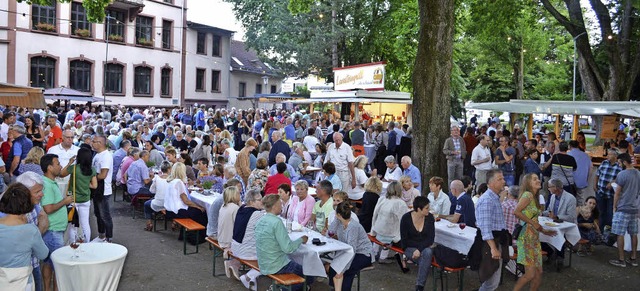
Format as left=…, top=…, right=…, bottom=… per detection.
left=0, top=82, right=46, bottom=108
left=466, top=99, right=640, bottom=166
left=292, top=62, right=413, bottom=125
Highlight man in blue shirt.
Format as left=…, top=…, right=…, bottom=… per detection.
left=568, top=140, right=593, bottom=206
left=442, top=180, right=476, bottom=227
left=125, top=150, right=154, bottom=198
left=195, top=106, right=205, bottom=130
left=401, top=156, right=421, bottom=191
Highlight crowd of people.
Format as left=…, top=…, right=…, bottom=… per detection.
left=0, top=104, right=638, bottom=291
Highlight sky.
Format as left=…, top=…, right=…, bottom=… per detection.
left=188, top=0, right=245, bottom=40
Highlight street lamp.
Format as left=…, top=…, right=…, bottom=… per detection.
left=262, top=75, right=269, bottom=86
left=572, top=32, right=587, bottom=102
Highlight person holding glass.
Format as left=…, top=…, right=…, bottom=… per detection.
left=400, top=196, right=435, bottom=290
left=513, top=173, right=557, bottom=291
left=327, top=202, right=372, bottom=291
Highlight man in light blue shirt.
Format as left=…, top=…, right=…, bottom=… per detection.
left=255, top=195, right=311, bottom=290
left=567, top=140, right=593, bottom=205
left=401, top=156, right=421, bottom=191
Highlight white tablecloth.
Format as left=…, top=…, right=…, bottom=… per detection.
left=287, top=225, right=355, bottom=277
left=51, top=243, right=128, bottom=291
left=190, top=191, right=221, bottom=210
left=434, top=220, right=477, bottom=255
left=538, top=216, right=581, bottom=250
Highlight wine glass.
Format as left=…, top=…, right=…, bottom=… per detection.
left=458, top=223, right=466, bottom=235
left=306, top=220, right=315, bottom=234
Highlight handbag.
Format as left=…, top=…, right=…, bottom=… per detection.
left=555, top=155, right=578, bottom=195
left=512, top=223, right=524, bottom=240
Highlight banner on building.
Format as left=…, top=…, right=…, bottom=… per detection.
left=333, top=62, right=385, bottom=91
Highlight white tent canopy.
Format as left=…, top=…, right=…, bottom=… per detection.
left=466, top=100, right=640, bottom=117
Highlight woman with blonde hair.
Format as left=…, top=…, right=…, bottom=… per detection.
left=247, top=157, right=269, bottom=192
left=17, top=147, right=44, bottom=175
left=348, top=155, right=369, bottom=200
left=219, top=130, right=234, bottom=149
left=399, top=175, right=420, bottom=208
left=163, top=162, right=207, bottom=237
left=513, top=173, right=557, bottom=291
left=358, top=176, right=382, bottom=232
left=218, top=186, right=242, bottom=279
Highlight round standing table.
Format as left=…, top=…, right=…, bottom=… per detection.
left=51, top=243, right=128, bottom=291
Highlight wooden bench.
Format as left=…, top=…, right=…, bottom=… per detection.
left=173, top=218, right=205, bottom=255
left=152, top=210, right=168, bottom=232
left=431, top=257, right=465, bottom=291
left=205, top=237, right=306, bottom=290
left=368, top=234, right=404, bottom=255
left=131, top=194, right=152, bottom=219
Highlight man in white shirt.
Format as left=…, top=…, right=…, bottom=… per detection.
left=91, top=135, right=114, bottom=242
left=65, top=105, right=76, bottom=125
left=47, top=130, right=80, bottom=195
left=325, top=132, right=356, bottom=192
left=471, top=134, right=493, bottom=185
left=0, top=112, right=16, bottom=143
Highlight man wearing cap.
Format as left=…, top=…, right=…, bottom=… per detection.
left=8, top=124, right=33, bottom=177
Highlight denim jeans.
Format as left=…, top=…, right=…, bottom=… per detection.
left=275, top=260, right=313, bottom=291
left=404, top=247, right=433, bottom=287
left=93, top=195, right=113, bottom=239
left=328, top=253, right=371, bottom=291
left=32, top=265, right=43, bottom=291
left=144, top=199, right=156, bottom=219
left=596, top=194, right=614, bottom=228
left=503, top=174, right=515, bottom=187
left=42, top=230, right=64, bottom=265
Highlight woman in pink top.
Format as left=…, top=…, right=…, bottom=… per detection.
left=288, top=180, right=315, bottom=226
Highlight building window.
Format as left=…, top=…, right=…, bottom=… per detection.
left=196, top=32, right=206, bottom=54
left=69, top=60, right=91, bottom=92
left=134, top=66, right=152, bottom=95
left=196, top=68, right=205, bottom=91
left=255, top=84, right=262, bottom=95
left=212, top=35, right=221, bottom=57
left=211, top=70, right=220, bottom=92
left=239, top=82, right=246, bottom=98
left=162, top=20, right=172, bottom=49
left=104, top=63, right=123, bottom=94
left=71, top=2, right=91, bottom=37
left=30, top=57, right=56, bottom=89
left=136, top=16, right=153, bottom=46
left=105, top=10, right=125, bottom=42
left=271, top=85, right=277, bottom=93
left=32, top=1, right=56, bottom=31
left=161, top=68, right=171, bottom=96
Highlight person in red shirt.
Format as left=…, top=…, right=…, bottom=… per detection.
left=45, top=115, right=62, bottom=151
left=263, top=162, right=292, bottom=195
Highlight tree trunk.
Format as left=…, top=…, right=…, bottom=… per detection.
left=412, top=0, right=455, bottom=193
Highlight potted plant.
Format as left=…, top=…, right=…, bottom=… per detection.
left=108, top=34, right=123, bottom=42
left=145, top=161, right=155, bottom=168
left=35, top=22, right=56, bottom=32
left=74, top=28, right=91, bottom=37
left=137, top=38, right=153, bottom=47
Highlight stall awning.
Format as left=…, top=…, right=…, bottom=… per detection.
left=0, top=83, right=46, bottom=108
left=310, top=90, right=411, bottom=101
left=289, top=97, right=411, bottom=105
left=466, top=100, right=640, bottom=116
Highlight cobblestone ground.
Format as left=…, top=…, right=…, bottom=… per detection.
left=84, top=192, right=640, bottom=291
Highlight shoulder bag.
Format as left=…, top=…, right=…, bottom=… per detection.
left=67, top=165, right=79, bottom=225
left=555, top=155, right=578, bottom=195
